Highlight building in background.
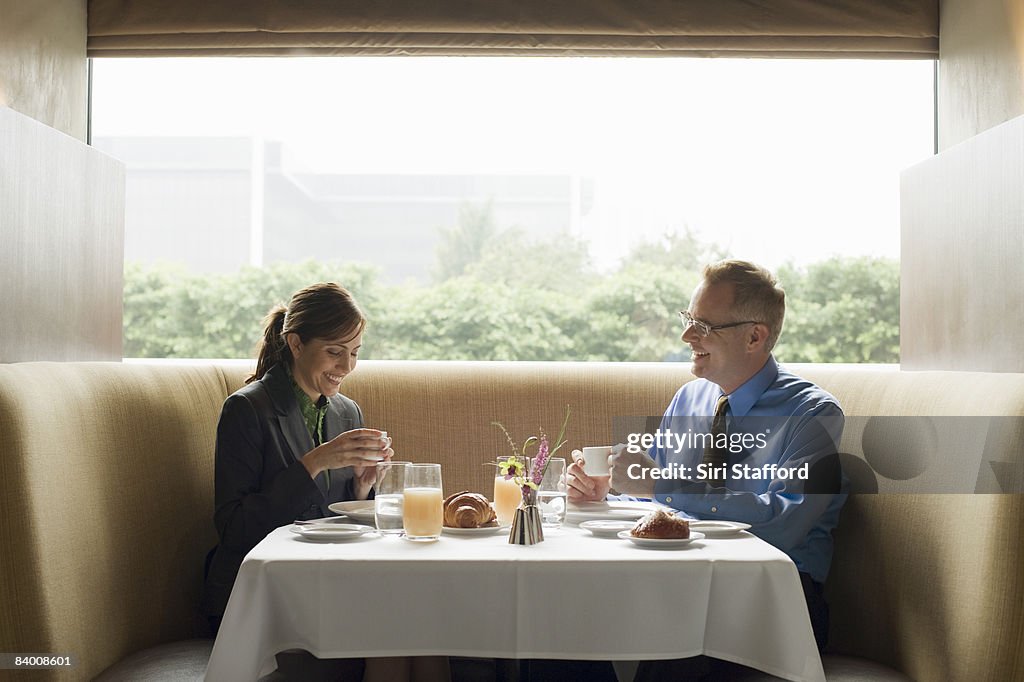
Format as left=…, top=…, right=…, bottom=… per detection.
left=93, top=136, right=593, bottom=282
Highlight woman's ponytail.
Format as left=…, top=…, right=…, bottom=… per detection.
left=248, top=305, right=288, bottom=383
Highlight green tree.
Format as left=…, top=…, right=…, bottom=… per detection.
left=575, top=266, right=695, bottom=361
left=123, top=261, right=194, bottom=358
left=123, top=260, right=381, bottom=358
left=465, top=228, right=592, bottom=296
left=617, top=229, right=727, bottom=273
left=123, top=248, right=900, bottom=364
left=432, top=201, right=500, bottom=282
left=433, top=200, right=593, bottom=295
left=563, top=229, right=717, bottom=361
left=774, top=257, right=899, bottom=363
left=371, top=277, right=576, bottom=360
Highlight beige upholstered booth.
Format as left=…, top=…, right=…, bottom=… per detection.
left=1, top=360, right=1022, bottom=680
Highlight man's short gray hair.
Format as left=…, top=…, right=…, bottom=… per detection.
left=702, top=260, right=786, bottom=352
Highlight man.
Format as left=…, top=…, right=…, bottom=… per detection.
left=567, top=260, right=845, bottom=661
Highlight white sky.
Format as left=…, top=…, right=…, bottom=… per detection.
left=91, top=57, right=935, bottom=269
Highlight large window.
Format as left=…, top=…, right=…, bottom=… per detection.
left=91, top=57, right=933, bottom=362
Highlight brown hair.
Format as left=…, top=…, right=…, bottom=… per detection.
left=248, top=282, right=366, bottom=383
left=702, top=260, right=786, bottom=351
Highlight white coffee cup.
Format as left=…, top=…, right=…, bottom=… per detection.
left=581, top=446, right=612, bottom=476
left=361, top=430, right=389, bottom=462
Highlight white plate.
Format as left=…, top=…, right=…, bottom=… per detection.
left=617, top=530, right=705, bottom=549
left=687, top=520, right=751, bottom=537
left=290, top=523, right=376, bottom=542
left=328, top=500, right=377, bottom=526
left=442, top=525, right=507, bottom=537
left=565, top=501, right=661, bottom=525
left=579, top=520, right=638, bottom=538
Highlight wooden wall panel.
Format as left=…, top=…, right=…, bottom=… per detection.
left=0, top=0, right=88, bottom=141
left=900, top=113, right=1024, bottom=371
left=938, top=0, right=1024, bottom=150
left=0, top=107, right=125, bottom=362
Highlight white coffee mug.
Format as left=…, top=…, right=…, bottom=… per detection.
left=581, top=446, right=612, bottom=476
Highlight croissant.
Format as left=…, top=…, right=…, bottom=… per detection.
left=443, top=491, right=498, bottom=528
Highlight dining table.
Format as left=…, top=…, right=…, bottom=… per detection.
left=204, top=507, right=826, bottom=682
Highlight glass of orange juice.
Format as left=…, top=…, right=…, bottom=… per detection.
left=493, top=456, right=524, bottom=527
left=403, top=463, right=443, bottom=541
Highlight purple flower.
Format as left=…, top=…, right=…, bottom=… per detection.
left=531, top=436, right=550, bottom=487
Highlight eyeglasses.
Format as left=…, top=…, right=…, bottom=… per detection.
left=678, top=310, right=759, bottom=338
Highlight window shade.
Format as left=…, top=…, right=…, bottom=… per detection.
left=87, top=0, right=938, bottom=59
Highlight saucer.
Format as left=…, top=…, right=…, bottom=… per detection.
left=579, top=520, right=637, bottom=538
left=328, top=501, right=377, bottom=525
left=290, top=523, right=376, bottom=542
left=686, top=520, right=751, bottom=537
left=565, top=501, right=660, bottom=525
left=618, top=530, right=705, bottom=549
left=442, top=525, right=507, bottom=537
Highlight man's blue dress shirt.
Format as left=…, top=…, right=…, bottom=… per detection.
left=648, top=356, right=846, bottom=584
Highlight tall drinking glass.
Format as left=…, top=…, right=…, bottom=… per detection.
left=403, top=463, right=443, bottom=541
left=374, top=461, right=409, bottom=535
left=493, top=456, right=523, bottom=527
left=537, top=458, right=567, bottom=528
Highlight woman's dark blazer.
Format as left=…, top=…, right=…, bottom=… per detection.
left=201, top=362, right=365, bottom=618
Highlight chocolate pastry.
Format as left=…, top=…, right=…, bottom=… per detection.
left=630, top=509, right=690, bottom=539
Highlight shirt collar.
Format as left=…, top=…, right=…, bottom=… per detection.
left=287, top=365, right=329, bottom=437
left=722, top=355, right=778, bottom=417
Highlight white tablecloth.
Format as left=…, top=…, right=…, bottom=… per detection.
left=205, top=525, right=825, bottom=682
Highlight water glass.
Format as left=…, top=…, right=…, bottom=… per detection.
left=537, top=457, right=567, bottom=528
left=493, top=456, right=523, bottom=527
left=374, top=460, right=409, bottom=535
left=403, top=463, right=443, bottom=541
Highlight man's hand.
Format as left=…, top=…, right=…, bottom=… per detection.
left=566, top=451, right=611, bottom=502
left=609, top=444, right=657, bottom=497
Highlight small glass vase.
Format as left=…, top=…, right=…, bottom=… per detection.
left=508, top=487, right=545, bottom=545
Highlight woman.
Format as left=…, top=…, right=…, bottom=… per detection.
left=202, top=282, right=391, bottom=631
left=202, top=282, right=450, bottom=682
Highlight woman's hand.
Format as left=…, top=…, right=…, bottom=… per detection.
left=352, top=439, right=393, bottom=500
left=302, top=429, right=393, bottom=499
